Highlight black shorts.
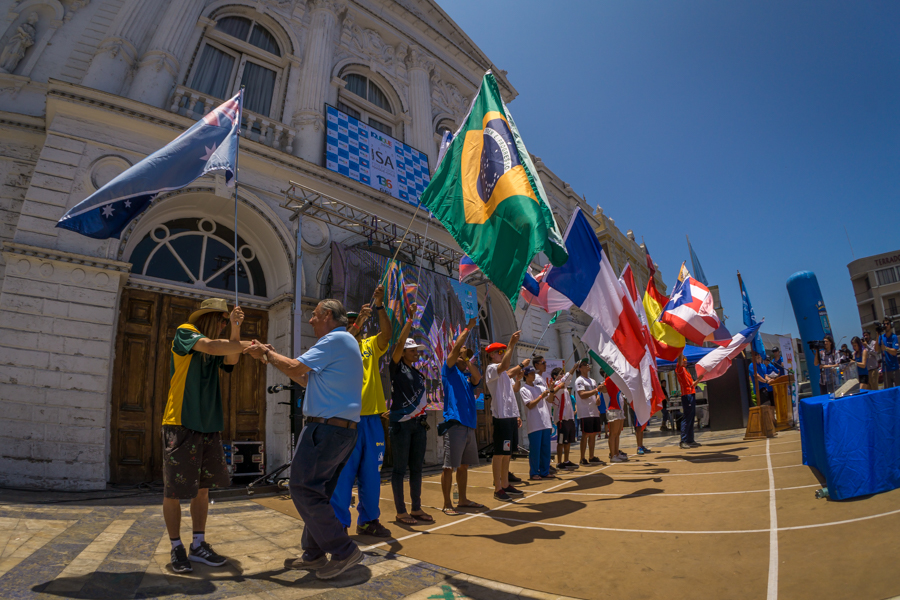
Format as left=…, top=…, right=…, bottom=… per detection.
left=557, top=419, right=577, bottom=445
left=492, top=417, right=519, bottom=455
left=858, top=372, right=869, bottom=384
left=581, top=416, right=603, bottom=434
left=161, top=426, right=230, bottom=499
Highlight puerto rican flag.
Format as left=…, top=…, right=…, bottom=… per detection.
left=544, top=209, right=657, bottom=423
left=695, top=322, right=763, bottom=382
left=521, top=265, right=573, bottom=313
left=659, top=273, right=729, bottom=346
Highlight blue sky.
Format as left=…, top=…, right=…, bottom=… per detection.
left=440, top=0, right=899, bottom=343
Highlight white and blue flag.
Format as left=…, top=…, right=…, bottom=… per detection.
left=57, top=91, right=243, bottom=239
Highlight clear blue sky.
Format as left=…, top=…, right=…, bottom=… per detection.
left=440, top=0, right=899, bottom=344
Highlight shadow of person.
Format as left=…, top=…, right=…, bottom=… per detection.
left=451, top=525, right=564, bottom=545
left=557, top=471, right=616, bottom=492
left=668, top=452, right=741, bottom=463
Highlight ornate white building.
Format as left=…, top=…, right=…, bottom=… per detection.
left=0, top=0, right=663, bottom=490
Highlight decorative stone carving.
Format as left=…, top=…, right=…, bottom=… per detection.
left=431, top=70, right=468, bottom=122
left=308, top=0, right=344, bottom=16
left=0, top=12, right=38, bottom=75
left=94, top=37, right=138, bottom=66
left=65, top=0, right=90, bottom=23
left=405, top=44, right=433, bottom=72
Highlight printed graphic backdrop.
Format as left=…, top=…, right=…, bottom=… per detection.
left=324, top=105, right=431, bottom=206
left=331, top=241, right=479, bottom=411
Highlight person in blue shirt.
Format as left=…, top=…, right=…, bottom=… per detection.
left=244, top=299, right=363, bottom=580
left=750, top=353, right=774, bottom=405
left=439, top=318, right=484, bottom=516
left=876, top=319, right=899, bottom=388
left=768, top=346, right=785, bottom=377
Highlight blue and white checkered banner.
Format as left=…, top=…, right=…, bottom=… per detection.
left=325, top=105, right=431, bottom=206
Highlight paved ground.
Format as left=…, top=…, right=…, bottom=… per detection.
left=3, top=426, right=899, bottom=600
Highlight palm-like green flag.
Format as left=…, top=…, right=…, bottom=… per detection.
left=419, top=72, right=568, bottom=307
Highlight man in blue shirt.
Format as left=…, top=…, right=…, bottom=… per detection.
left=750, top=353, right=774, bottom=405
left=768, top=346, right=785, bottom=377
left=877, top=319, right=899, bottom=388
left=439, top=318, right=484, bottom=516
left=245, top=299, right=363, bottom=580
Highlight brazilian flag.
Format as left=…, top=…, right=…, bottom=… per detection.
left=419, top=72, right=568, bottom=307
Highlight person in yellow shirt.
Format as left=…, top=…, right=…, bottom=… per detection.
left=330, top=284, right=393, bottom=537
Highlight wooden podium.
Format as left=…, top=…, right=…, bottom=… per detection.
left=744, top=405, right=777, bottom=440
left=769, top=375, right=794, bottom=431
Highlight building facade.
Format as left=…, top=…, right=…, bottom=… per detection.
left=848, top=249, right=900, bottom=336
left=0, top=0, right=662, bottom=490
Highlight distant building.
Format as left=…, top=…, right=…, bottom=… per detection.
left=848, top=249, right=900, bottom=335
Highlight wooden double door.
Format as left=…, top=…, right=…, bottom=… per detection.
left=109, top=289, right=268, bottom=484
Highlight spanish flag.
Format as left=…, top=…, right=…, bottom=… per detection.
left=642, top=247, right=685, bottom=361
left=419, top=72, right=568, bottom=306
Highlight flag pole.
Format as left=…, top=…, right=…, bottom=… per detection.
left=530, top=316, right=555, bottom=357
left=376, top=201, right=424, bottom=294
left=233, top=87, right=244, bottom=308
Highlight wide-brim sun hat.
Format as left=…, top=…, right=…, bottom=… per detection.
left=188, top=298, right=229, bottom=324
left=485, top=342, right=507, bottom=354
left=404, top=338, right=426, bottom=351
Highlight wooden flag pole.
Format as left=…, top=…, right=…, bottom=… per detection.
left=232, top=87, right=244, bottom=308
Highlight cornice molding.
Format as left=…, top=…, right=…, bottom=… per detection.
left=1, top=242, right=132, bottom=273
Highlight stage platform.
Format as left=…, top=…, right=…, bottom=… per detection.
left=256, top=428, right=900, bottom=600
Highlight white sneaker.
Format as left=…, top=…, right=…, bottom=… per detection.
left=611, top=455, right=626, bottom=463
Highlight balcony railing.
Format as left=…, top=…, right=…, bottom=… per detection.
left=169, top=86, right=296, bottom=154
left=855, top=289, right=874, bottom=303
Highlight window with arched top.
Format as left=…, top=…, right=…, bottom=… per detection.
left=129, top=217, right=267, bottom=297
left=337, top=71, right=398, bottom=137
left=188, top=15, right=285, bottom=117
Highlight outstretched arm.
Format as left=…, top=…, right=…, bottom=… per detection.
left=391, top=302, right=417, bottom=364
left=373, top=285, right=392, bottom=352
left=447, top=317, right=477, bottom=367
left=244, top=341, right=310, bottom=385
left=499, top=330, right=520, bottom=373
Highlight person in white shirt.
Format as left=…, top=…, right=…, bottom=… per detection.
left=574, top=359, right=606, bottom=466
left=484, top=332, right=528, bottom=502
left=550, top=365, right=578, bottom=470
left=521, top=365, right=569, bottom=480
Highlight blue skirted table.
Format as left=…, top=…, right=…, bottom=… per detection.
left=799, top=387, right=900, bottom=500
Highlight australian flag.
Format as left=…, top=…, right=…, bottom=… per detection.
left=56, top=91, right=243, bottom=239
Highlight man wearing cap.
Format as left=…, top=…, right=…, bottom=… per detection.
left=329, top=285, right=392, bottom=539
left=484, top=331, right=527, bottom=501
left=440, top=318, right=484, bottom=516
left=162, top=298, right=248, bottom=574
left=245, top=299, right=363, bottom=580
left=769, top=346, right=785, bottom=377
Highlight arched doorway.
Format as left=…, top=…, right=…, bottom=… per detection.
left=108, top=191, right=291, bottom=484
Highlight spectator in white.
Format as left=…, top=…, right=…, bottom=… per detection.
left=863, top=330, right=880, bottom=390
left=440, top=318, right=485, bottom=516
left=244, top=299, right=363, bottom=580
left=521, top=365, right=567, bottom=480
left=574, top=359, right=606, bottom=466
left=552, top=365, right=578, bottom=470
left=529, top=355, right=556, bottom=475
left=484, top=332, right=527, bottom=502
left=814, top=334, right=840, bottom=394
left=388, top=303, right=433, bottom=526
left=876, top=319, right=899, bottom=388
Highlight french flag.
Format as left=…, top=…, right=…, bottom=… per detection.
left=521, top=266, right=573, bottom=313
left=695, top=323, right=763, bottom=382
left=659, top=274, right=728, bottom=346
left=545, top=209, right=656, bottom=424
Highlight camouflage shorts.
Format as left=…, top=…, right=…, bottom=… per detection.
left=161, top=426, right=230, bottom=499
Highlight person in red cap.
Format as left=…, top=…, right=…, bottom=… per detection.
left=484, top=331, right=528, bottom=501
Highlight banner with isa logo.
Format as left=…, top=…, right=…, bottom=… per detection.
left=325, top=105, right=431, bottom=206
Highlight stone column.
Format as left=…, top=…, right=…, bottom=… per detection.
left=127, top=0, right=206, bottom=107
left=558, top=324, right=575, bottom=364
left=81, top=0, right=158, bottom=95
left=293, top=0, right=344, bottom=163
left=279, top=54, right=303, bottom=125
left=406, top=45, right=435, bottom=167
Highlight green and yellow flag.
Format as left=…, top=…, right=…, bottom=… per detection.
left=419, top=72, right=568, bottom=307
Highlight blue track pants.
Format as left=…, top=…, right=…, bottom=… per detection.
left=330, top=414, right=385, bottom=527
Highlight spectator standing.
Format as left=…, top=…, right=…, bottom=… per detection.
left=440, top=318, right=484, bottom=516
left=751, top=353, right=774, bottom=405
left=330, top=285, right=392, bottom=539
left=551, top=365, right=577, bottom=470
left=388, top=305, right=433, bottom=526
left=852, top=336, right=869, bottom=389
left=676, top=354, right=701, bottom=449
left=484, top=332, right=527, bottom=501
left=863, top=330, right=880, bottom=390
left=574, top=359, right=605, bottom=465
left=603, top=376, right=628, bottom=462
left=814, top=334, right=840, bottom=394
left=877, top=319, right=899, bottom=388
left=521, top=366, right=557, bottom=480
left=244, top=299, right=363, bottom=579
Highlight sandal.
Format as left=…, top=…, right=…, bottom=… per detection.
left=396, top=515, right=418, bottom=525
left=529, top=475, right=542, bottom=481
left=456, top=501, right=485, bottom=509
left=442, top=507, right=462, bottom=516
left=410, top=512, right=434, bottom=523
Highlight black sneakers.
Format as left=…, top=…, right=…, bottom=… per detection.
left=189, top=541, right=227, bottom=567
left=493, top=489, right=512, bottom=501
left=170, top=544, right=192, bottom=573
left=317, top=546, right=363, bottom=580
left=503, top=485, right=524, bottom=496
left=356, top=519, right=391, bottom=538
left=507, top=472, right=522, bottom=483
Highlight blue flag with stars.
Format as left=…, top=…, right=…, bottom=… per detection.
left=56, top=91, right=243, bottom=239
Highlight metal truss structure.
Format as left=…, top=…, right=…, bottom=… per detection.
left=280, top=181, right=462, bottom=275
